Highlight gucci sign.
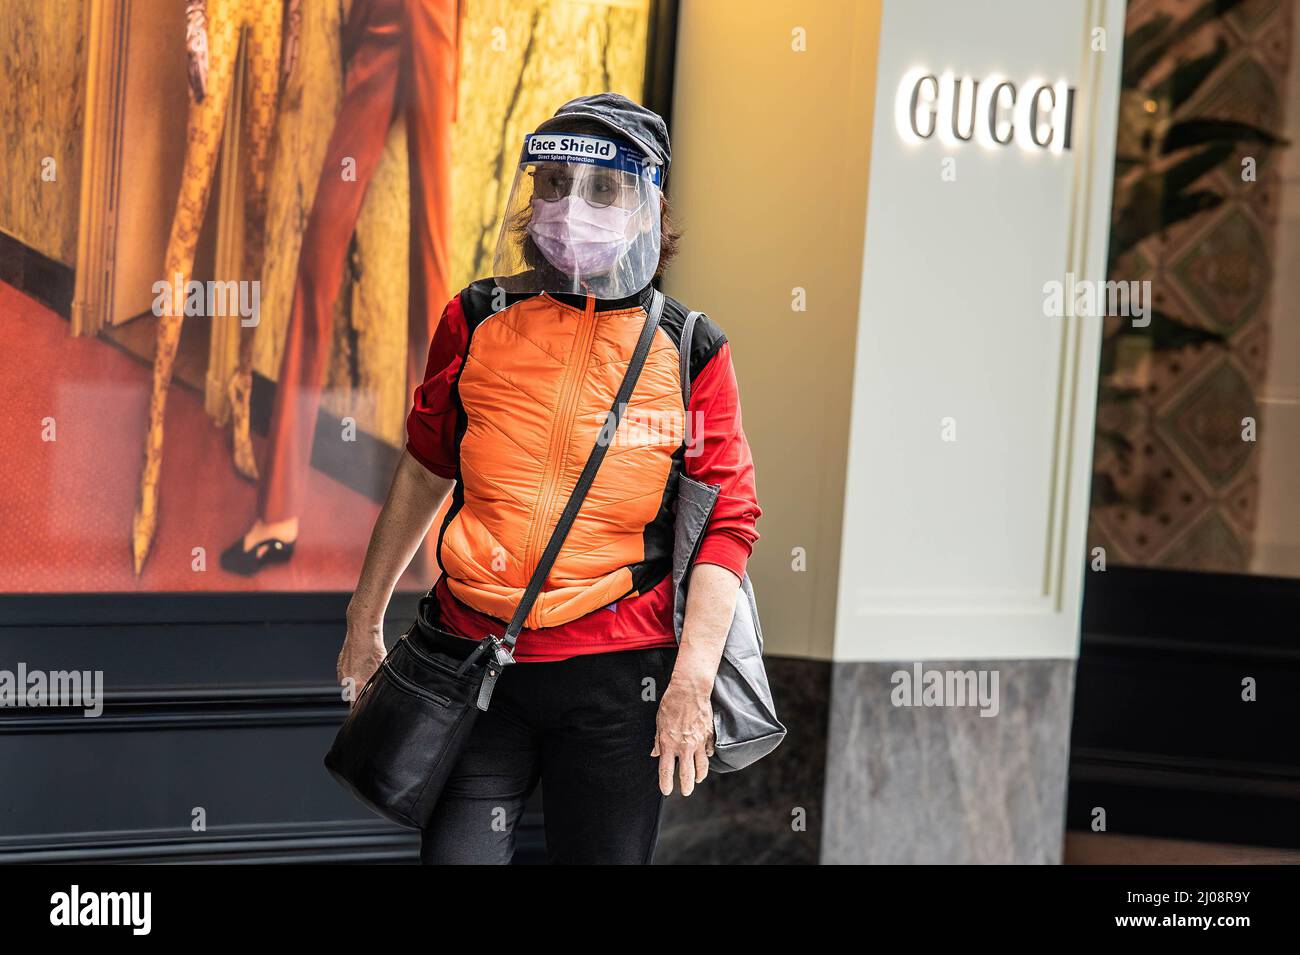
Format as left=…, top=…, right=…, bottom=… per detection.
left=896, top=68, right=1076, bottom=153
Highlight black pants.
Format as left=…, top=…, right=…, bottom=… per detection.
left=419, top=646, right=675, bottom=865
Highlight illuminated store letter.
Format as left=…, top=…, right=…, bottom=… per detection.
left=1030, top=85, right=1056, bottom=147
left=950, top=77, right=979, bottom=142
left=910, top=74, right=940, bottom=139
left=988, top=81, right=1016, bottom=146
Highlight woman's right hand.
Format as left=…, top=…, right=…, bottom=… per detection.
left=338, top=452, right=454, bottom=704
left=336, top=626, right=387, bottom=706
left=185, top=0, right=209, bottom=103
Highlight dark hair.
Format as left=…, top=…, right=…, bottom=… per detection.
left=657, top=192, right=681, bottom=278
left=532, top=117, right=681, bottom=279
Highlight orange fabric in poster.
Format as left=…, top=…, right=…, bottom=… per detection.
left=260, top=0, right=460, bottom=523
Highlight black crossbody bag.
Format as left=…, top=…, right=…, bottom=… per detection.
left=324, top=290, right=666, bottom=830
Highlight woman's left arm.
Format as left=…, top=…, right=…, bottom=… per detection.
left=654, top=563, right=738, bottom=796
left=654, top=338, right=761, bottom=796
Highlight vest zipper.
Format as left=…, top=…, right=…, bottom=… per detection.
left=521, top=293, right=599, bottom=627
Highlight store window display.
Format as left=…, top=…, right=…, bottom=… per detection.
left=0, top=0, right=659, bottom=594
left=134, top=0, right=302, bottom=572
left=219, top=0, right=461, bottom=576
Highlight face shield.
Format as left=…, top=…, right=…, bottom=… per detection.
left=492, top=132, right=663, bottom=300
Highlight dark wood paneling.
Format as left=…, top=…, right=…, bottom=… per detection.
left=0, top=600, right=422, bottom=863
left=1068, top=566, right=1300, bottom=850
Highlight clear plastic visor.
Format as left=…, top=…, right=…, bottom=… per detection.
left=492, top=136, right=662, bottom=300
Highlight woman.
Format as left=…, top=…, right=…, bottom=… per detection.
left=337, top=94, right=761, bottom=864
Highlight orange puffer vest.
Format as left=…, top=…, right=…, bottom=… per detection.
left=437, top=287, right=686, bottom=629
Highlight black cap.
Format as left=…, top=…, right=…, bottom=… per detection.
left=536, top=93, right=671, bottom=176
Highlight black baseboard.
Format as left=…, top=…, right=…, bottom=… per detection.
left=0, top=599, right=416, bottom=865
left=0, top=232, right=75, bottom=317
left=0, top=822, right=419, bottom=865
left=0, top=593, right=650, bottom=865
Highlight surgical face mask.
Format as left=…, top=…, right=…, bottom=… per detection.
left=526, top=195, right=641, bottom=277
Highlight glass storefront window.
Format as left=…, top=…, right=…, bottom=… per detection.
left=1089, top=0, right=1299, bottom=577
left=0, top=0, right=655, bottom=594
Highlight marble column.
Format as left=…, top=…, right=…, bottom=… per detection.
left=820, top=660, right=1076, bottom=864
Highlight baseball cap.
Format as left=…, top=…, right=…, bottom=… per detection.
left=535, top=92, right=671, bottom=177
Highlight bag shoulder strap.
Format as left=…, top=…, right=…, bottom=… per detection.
left=474, top=289, right=666, bottom=704
left=680, top=310, right=703, bottom=440
left=681, top=310, right=702, bottom=407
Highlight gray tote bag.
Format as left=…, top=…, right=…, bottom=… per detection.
left=672, top=311, right=786, bottom=772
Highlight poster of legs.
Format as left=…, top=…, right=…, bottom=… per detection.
left=0, top=0, right=655, bottom=592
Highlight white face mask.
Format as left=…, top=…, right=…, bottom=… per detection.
left=527, top=196, right=640, bottom=277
